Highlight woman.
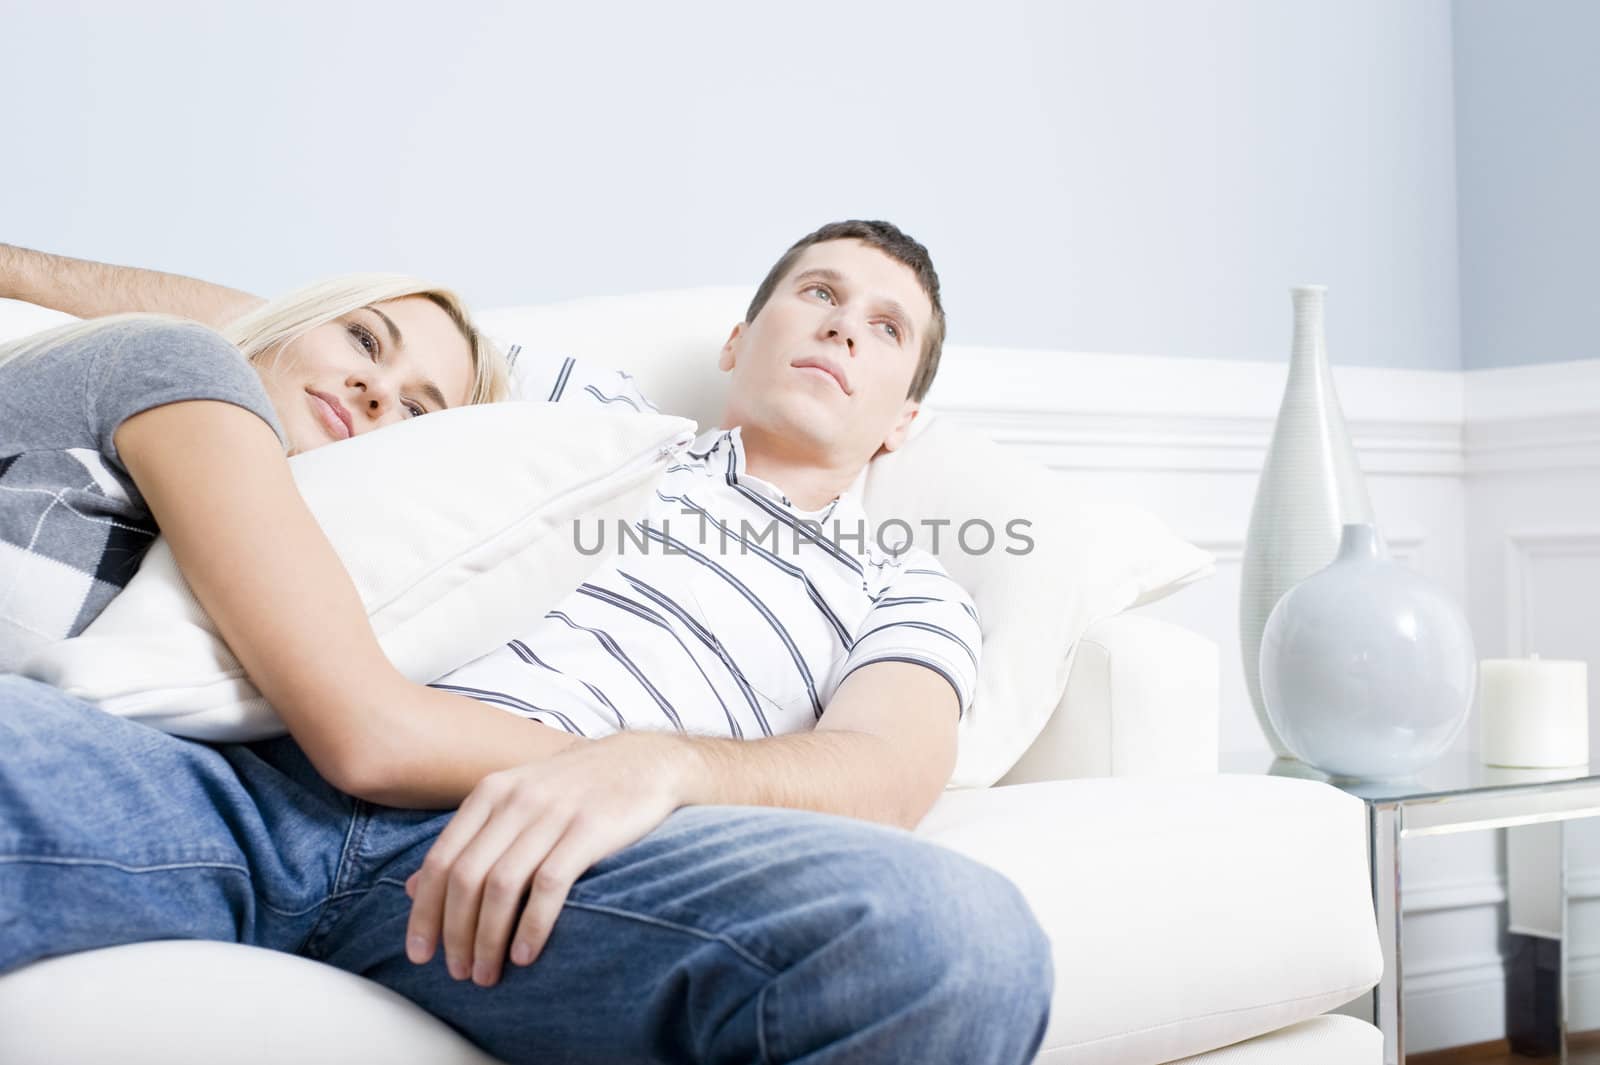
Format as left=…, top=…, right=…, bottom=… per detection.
left=0, top=277, right=576, bottom=810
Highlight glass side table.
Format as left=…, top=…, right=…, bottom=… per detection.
left=1221, top=749, right=1600, bottom=1065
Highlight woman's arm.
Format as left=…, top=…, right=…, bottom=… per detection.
left=0, top=243, right=264, bottom=329
left=115, top=398, right=583, bottom=809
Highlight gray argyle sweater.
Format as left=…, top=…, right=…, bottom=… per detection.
left=0, top=318, right=285, bottom=671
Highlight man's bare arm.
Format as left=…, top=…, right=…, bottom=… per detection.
left=672, top=659, right=961, bottom=831
left=399, top=659, right=961, bottom=985
left=0, top=242, right=264, bottom=329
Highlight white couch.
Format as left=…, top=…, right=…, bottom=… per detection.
left=0, top=289, right=1383, bottom=1064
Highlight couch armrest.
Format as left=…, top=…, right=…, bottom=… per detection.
left=995, top=613, right=1219, bottom=785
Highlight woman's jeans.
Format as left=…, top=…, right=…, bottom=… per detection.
left=0, top=675, right=1053, bottom=1064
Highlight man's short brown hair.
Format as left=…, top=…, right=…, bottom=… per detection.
left=745, top=220, right=946, bottom=402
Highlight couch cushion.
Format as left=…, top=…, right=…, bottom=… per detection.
left=0, top=775, right=1379, bottom=1065
left=0, top=940, right=498, bottom=1065
left=1145, top=1014, right=1379, bottom=1065
left=913, top=773, right=1382, bottom=1065
left=0, top=945, right=1378, bottom=1065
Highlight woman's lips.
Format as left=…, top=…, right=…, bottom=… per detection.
left=308, top=391, right=352, bottom=440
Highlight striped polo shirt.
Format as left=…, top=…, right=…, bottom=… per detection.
left=432, top=424, right=981, bottom=739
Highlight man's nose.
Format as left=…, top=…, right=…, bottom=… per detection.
left=823, top=321, right=856, bottom=354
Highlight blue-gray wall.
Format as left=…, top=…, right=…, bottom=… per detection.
left=1453, top=0, right=1600, bottom=370
left=0, top=1, right=1476, bottom=369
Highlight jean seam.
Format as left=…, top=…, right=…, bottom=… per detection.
left=0, top=854, right=318, bottom=919
left=556, top=898, right=782, bottom=977
left=756, top=979, right=776, bottom=1065
left=294, top=804, right=374, bottom=958
left=331, top=801, right=371, bottom=896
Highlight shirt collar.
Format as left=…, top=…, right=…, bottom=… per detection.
left=709, top=425, right=846, bottom=518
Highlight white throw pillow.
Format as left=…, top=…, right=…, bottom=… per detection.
left=21, top=403, right=697, bottom=740
left=861, top=415, right=1214, bottom=788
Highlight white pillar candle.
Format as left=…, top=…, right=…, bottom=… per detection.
left=1478, top=655, right=1589, bottom=768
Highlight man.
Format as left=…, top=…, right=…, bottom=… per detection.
left=0, top=224, right=1052, bottom=1065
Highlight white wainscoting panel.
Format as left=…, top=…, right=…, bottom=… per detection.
left=925, top=347, right=1600, bottom=1054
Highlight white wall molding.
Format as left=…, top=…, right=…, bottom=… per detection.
left=1464, top=361, right=1600, bottom=473
left=932, top=346, right=1465, bottom=422
left=935, top=409, right=1464, bottom=476
left=1401, top=871, right=1600, bottom=916
left=1467, top=415, right=1600, bottom=474
left=928, top=346, right=1466, bottom=476
left=1465, top=359, right=1600, bottom=422
left=1503, top=530, right=1600, bottom=658
left=930, top=350, right=1600, bottom=477
left=1188, top=534, right=1429, bottom=569
left=1405, top=949, right=1600, bottom=1048
left=1401, top=874, right=1506, bottom=915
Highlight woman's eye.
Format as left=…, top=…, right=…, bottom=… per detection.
left=404, top=401, right=426, bottom=418
left=350, top=323, right=378, bottom=358
left=880, top=321, right=900, bottom=340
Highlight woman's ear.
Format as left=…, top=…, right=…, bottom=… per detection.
left=717, top=323, right=745, bottom=373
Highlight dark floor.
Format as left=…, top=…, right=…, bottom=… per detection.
left=1409, top=1030, right=1600, bottom=1064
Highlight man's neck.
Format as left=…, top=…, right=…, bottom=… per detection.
left=734, top=425, right=862, bottom=512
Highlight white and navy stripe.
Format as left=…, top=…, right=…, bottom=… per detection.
left=436, top=424, right=982, bottom=740
left=504, top=348, right=659, bottom=413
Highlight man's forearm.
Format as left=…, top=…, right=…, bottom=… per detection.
left=672, top=729, right=931, bottom=832
left=0, top=243, right=263, bottom=329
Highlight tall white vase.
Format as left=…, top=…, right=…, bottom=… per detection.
left=1239, top=286, right=1376, bottom=759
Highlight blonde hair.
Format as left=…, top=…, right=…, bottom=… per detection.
left=0, top=273, right=510, bottom=407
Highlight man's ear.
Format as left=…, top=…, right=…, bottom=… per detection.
left=876, top=400, right=921, bottom=457
left=717, top=322, right=745, bottom=373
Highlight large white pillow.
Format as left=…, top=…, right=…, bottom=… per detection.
left=21, top=403, right=697, bottom=740
left=861, top=415, right=1214, bottom=788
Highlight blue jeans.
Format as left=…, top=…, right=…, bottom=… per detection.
left=0, top=675, right=1053, bottom=1064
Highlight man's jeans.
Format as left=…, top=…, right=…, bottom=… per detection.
left=0, top=675, right=1054, bottom=1064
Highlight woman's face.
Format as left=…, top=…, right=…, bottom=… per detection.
left=258, top=296, right=475, bottom=455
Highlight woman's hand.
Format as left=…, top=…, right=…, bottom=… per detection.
left=403, top=729, right=700, bottom=988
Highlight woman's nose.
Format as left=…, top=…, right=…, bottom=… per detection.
left=350, top=377, right=398, bottom=424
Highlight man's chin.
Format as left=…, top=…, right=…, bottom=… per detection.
left=755, top=407, right=835, bottom=446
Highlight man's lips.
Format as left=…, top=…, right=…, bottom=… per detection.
left=308, top=390, right=353, bottom=439
left=792, top=358, right=850, bottom=394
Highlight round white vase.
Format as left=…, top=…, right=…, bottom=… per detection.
left=1259, top=523, right=1477, bottom=781
left=1239, top=285, right=1375, bottom=759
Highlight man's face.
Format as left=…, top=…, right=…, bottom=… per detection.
left=718, top=239, right=932, bottom=465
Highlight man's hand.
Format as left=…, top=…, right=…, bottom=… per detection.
left=402, top=729, right=698, bottom=988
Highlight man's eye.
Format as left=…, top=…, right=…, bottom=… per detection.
left=880, top=322, right=900, bottom=340
left=808, top=285, right=834, bottom=303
